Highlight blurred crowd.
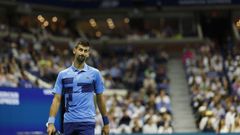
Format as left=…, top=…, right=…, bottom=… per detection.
left=0, top=32, right=170, bottom=92
left=184, top=43, right=240, bottom=133
left=95, top=91, right=173, bottom=134
left=0, top=33, right=69, bottom=88
left=99, top=47, right=169, bottom=91
left=225, top=46, right=240, bottom=97
left=95, top=49, right=173, bottom=134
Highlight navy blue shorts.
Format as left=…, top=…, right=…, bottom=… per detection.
left=64, top=122, right=95, bottom=135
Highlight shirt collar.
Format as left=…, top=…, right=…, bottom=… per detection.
left=71, top=63, right=89, bottom=72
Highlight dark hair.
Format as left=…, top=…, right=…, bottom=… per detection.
left=75, top=39, right=90, bottom=48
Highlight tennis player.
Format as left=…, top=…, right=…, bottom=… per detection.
left=47, top=40, right=109, bottom=135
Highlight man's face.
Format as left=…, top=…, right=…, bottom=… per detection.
left=73, top=44, right=90, bottom=64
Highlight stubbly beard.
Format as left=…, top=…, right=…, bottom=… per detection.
left=77, top=55, right=86, bottom=64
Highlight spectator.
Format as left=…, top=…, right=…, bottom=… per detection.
left=158, top=121, right=173, bottom=134
left=143, top=117, right=158, bottom=134
left=232, top=116, right=240, bottom=132
left=217, top=118, right=229, bottom=133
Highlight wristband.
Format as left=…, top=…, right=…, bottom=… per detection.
left=48, top=116, right=55, bottom=124
left=102, top=116, right=109, bottom=125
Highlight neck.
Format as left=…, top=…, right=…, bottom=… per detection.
left=73, top=60, right=85, bottom=70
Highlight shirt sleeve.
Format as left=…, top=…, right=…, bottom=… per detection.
left=52, top=72, right=63, bottom=94
left=94, top=70, right=105, bottom=94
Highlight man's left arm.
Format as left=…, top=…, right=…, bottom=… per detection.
left=94, top=70, right=109, bottom=135
left=96, top=93, right=110, bottom=135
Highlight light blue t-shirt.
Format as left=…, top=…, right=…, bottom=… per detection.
left=52, top=63, right=104, bottom=123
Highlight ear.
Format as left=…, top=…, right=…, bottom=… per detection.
left=73, top=49, right=75, bottom=54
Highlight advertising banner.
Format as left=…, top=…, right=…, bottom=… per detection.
left=0, top=87, right=61, bottom=135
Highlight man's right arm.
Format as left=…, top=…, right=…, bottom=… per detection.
left=47, top=94, right=61, bottom=135
left=49, top=94, right=62, bottom=117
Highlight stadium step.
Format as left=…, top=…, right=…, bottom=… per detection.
left=167, top=59, right=198, bottom=133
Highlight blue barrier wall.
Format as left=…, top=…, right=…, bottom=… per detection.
left=0, top=87, right=61, bottom=135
